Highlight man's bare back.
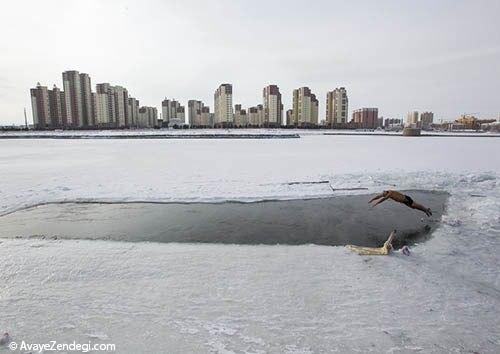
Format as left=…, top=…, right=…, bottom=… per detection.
left=369, top=190, right=432, bottom=217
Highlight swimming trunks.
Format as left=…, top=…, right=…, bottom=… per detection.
left=404, top=195, right=414, bottom=206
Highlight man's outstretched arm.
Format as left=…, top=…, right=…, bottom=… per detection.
left=411, top=202, right=432, bottom=216
left=369, top=192, right=385, bottom=203
left=386, top=230, right=396, bottom=245
left=372, top=196, right=389, bottom=207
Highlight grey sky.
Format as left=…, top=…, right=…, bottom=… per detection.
left=1, top=0, right=499, bottom=125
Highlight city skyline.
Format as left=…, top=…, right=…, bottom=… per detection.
left=1, top=0, right=500, bottom=125
left=23, top=68, right=500, bottom=128
left=32, top=70, right=486, bottom=130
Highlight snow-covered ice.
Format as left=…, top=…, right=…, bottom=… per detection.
left=0, top=135, right=498, bottom=216
left=1, top=128, right=499, bottom=138
left=0, top=134, right=499, bottom=353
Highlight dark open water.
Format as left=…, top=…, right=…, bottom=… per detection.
left=0, top=190, right=448, bottom=247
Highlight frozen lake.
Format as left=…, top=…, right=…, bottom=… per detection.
left=0, top=134, right=499, bottom=353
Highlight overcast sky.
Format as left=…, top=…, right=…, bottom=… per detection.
left=0, top=0, right=499, bottom=125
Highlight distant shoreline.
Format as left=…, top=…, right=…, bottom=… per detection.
left=1, top=130, right=499, bottom=139
left=0, top=133, right=300, bottom=139
left=323, top=132, right=500, bottom=138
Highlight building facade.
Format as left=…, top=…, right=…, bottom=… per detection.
left=113, top=86, right=129, bottom=128
left=95, top=92, right=111, bottom=127
left=197, top=106, right=212, bottom=127
left=455, top=114, right=479, bottom=129
left=248, top=107, right=259, bottom=127
left=176, top=106, right=185, bottom=124
left=384, top=118, right=402, bottom=128
left=62, top=70, right=83, bottom=127
left=138, top=106, right=158, bottom=128
left=161, top=99, right=183, bottom=126
left=420, top=112, right=434, bottom=129
left=188, top=100, right=204, bottom=126
left=79, top=73, right=93, bottom=127
left=286, top=109, right=293, bottom=126
left=48, top=85, right=64, bottom=128
left=234, top=104, right=248, bottom=127
left=406, top=111, right=419, bottom=127
left=326, top=87, right=348, bottom=127
left=94, top=83, right=131, bottom=128
left=30, top=70, right=149, bottom=130
left=352, top=108, right=379, bottom=129
left=214, top=84, right=233, bottom=127
left=128, top=98, right=140, bottom=128
left=263, top=85, right=283, bottom=127
left=291, top=87, right=318, bottom=127
left=62, top=70, right=95, bottom=127
left=30, top=83, right=51, bottom=129
left=95, top=84, right=128, bottom=128
left=30, top=83, right=69, bottom=129
left=257, top=105, right=264, bottom=126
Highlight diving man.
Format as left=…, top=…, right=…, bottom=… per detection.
left=369, top=190, right=432, bottom=217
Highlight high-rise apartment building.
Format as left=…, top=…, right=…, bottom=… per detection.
left=193, top=106, right=212, bottom=127
left=188, top=100, right=204, bottom=126
left=95, top=83, right=130, bottom=128
left=176, top=106, right=185, bottom=123
left=291, top=87, right=318, bottom=127
left=286, top=109, right=293, bottom=126
left=30, top=70, right=150, bottom=130
left=214, top=84, right=233, bottom=127
left=128, top=98, right=140, bottom=127
left=95, top=92, right=110, bottom=127
left=62, top=70, right=95, bottom=127
left=138, top=106, right=158, bottom=128
left=115, top=88, right=127, bottom=127
left=311, top=95, right=319, bottom=125
left=62, top=71, right=82, bottom=127
left=79, top=73, right=94, bottom=127
left=257, top=105, right=264, bottom=126
left=263, top=85, right=283, bottom=127
left=248, top=107, right=259, bottom=126
left=234, top=104, right=248, bottom=127
left=30, top=83, right=51, bottom=129
left=31, top=83, right=69, bottom=129
left=113, top=86, right=129, bottom=128
left=48, top=85, right=64, bottom=128
left=162, top=99, right=183, bottom=126
left=326, top=87, right=348, bottom=126
left=91, top=92, right=97, bottom=126
left=95, top=83, right=111, bottom=127
left=406, top=111, right=419, bottom=127
left=60, top=90, right=70, bottom=127
left=352, top=108, right=379, bottom=129
left=420, top=112, right=434, bottom=129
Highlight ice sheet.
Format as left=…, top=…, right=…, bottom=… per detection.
left=0, top=135, right=498, bottom=216
left=0, top=134, right=499, bottom=353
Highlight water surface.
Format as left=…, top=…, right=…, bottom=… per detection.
left=0, top=190, right=447, bottom=247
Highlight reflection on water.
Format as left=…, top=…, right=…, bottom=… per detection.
left=0, top=191, right=448, bottom=247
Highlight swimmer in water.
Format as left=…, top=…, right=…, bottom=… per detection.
left=369, top=190, right=432, bottom=217
left=346, top=230, right=396, bottom=255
